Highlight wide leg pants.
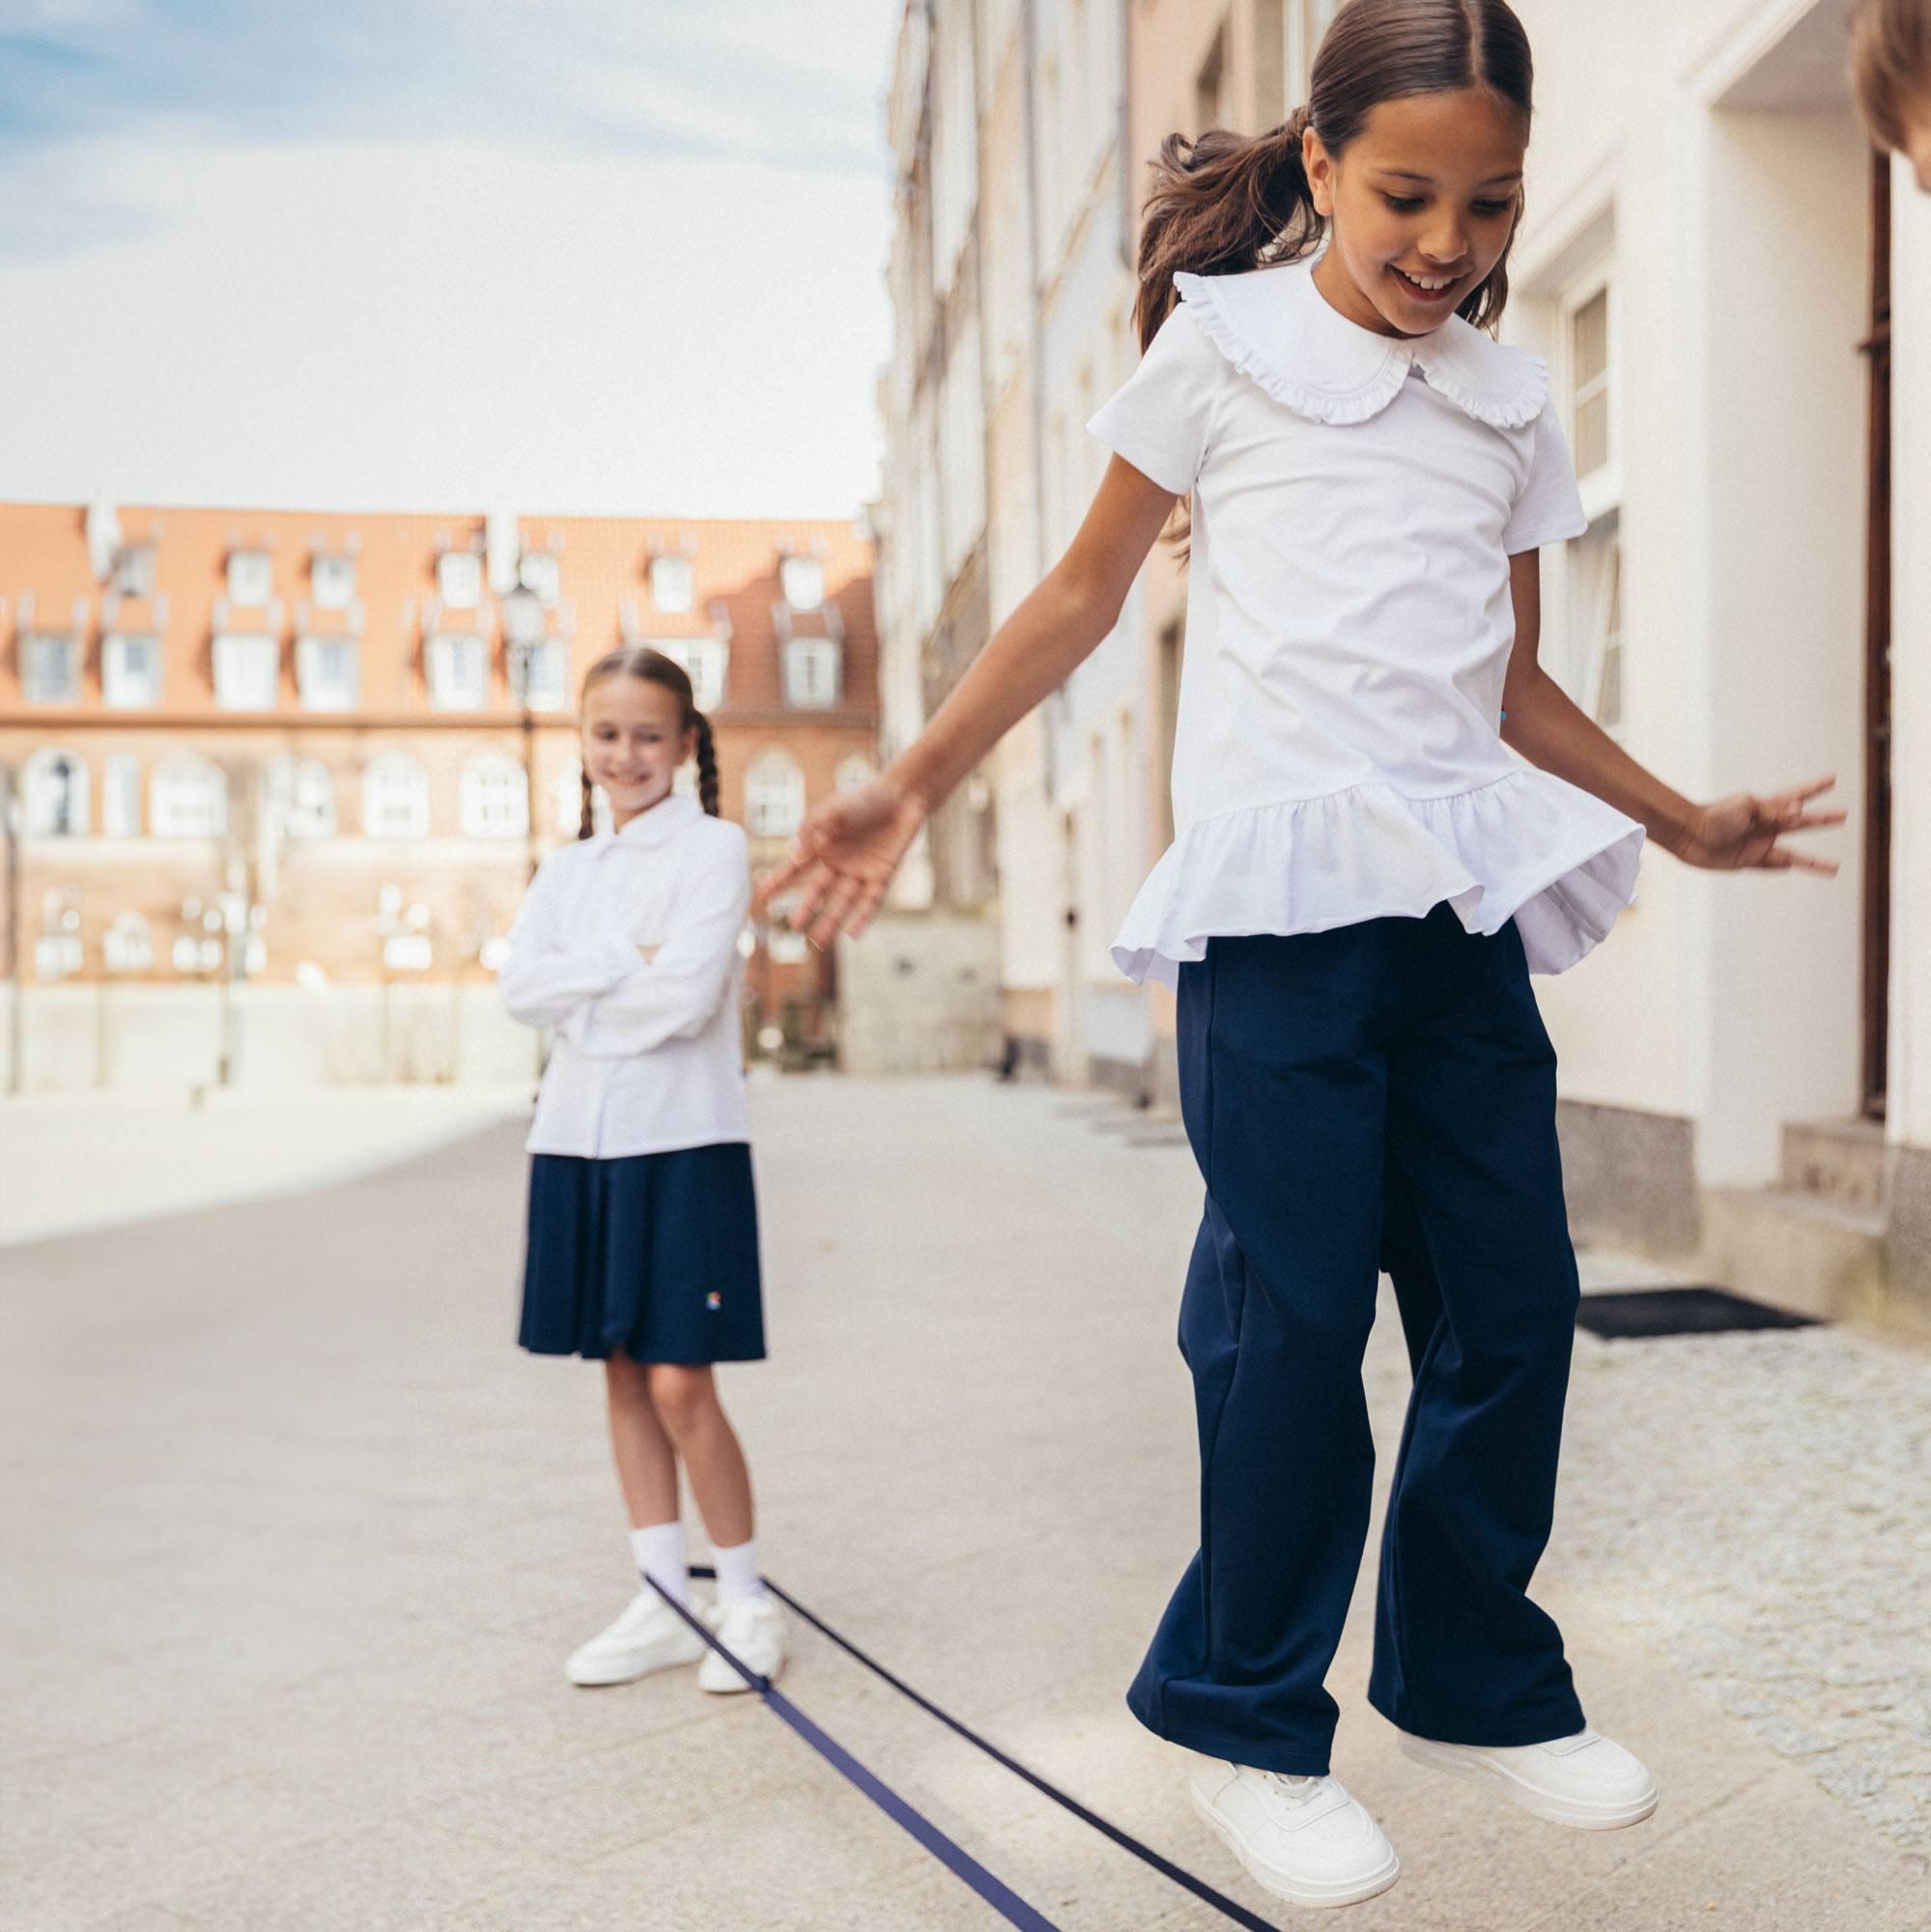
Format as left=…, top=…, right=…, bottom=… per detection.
left=1125, top=905, right=1587, bottom=1776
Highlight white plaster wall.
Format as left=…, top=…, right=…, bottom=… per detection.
left=1889, top=161, right=1931, bottom=1150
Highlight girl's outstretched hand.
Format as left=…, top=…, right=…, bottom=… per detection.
left=1672, top=776, right=1846, bottom=874
left=754, top=777, right=930, bottom=948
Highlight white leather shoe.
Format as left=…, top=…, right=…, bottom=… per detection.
left=1189, top=1759, right=1400, bottom=1909
left=564, top=1590, right=705, bottom=1687
left=1398, top=1725, right=1658, bottom=1829
left=697, top=1594, right=786, bottom=1694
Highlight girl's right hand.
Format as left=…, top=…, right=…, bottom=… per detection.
left=754, top=778, right=929, bottom=948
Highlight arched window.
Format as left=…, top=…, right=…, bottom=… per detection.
left=362, top=754, right=430, bottom=839
left=23, top=748, right=88, bottom=836
left=462, top=753, right=529, bottom=839
left=745, top=750, right=805, bottom=838
left=151, top=756, right=227, bottom=838
left=269, top=757, right=336, bottom=838
left=835, top=753, right=875, bottom=793
left=103, top=912, right=154, bottom=974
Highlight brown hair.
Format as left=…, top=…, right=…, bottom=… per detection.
left=1135, top=0, right=1536, bottom=351
left=577, top=645, right=720, bottom=838
left=1850, top=0, right=1931, bottom=151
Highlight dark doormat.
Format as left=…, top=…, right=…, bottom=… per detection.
left=1576, top=1286, right=1822, bottom=1339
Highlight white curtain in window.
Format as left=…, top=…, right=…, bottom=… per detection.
left=462, top=754, right=529, bottom=838
left=362, top=754, right=430, bottom=839
left=746, top=751, right=806, bottom=838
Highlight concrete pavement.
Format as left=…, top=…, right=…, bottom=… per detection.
left=1, top=1075, right=1925, bottom=1930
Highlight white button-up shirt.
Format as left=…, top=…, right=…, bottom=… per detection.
left=499, top=791, right=752, bottom=1159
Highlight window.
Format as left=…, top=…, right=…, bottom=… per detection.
left=103, top=913, right=154, bottom=974
left=462, top=754, right=529, bottom=839
left=213, top=632, right=280, bottom=710
left=426, top=633, right=489, bottom=709
left=783, top=639, right=841, bottom=709
left=655, top=638, right=727, bottom=711
left=103, top=755, right=141, bottom=836
left=518, top=551, right=560, bottom=606
left=510, top=639, right=569, bottom=712
left=20, top=632, right=78, bottom=703
left=363, top=754, right=430, bottom=839
left=297, top=636, right=359, bottom=710
left=227, top=550, right=272, bottom=607
left=24, top=749, right=88, bottom=836
left=745, top=750, right=806, bottom=838
left=1568, top=515, right=1625, bottom=733
left=311, top=554, right=355, bottom=610
left=101, top=632, right=162, bottom=707
left=113, top=544, right=156, bottom=599
left=151, top=756, right=227, bottom=838
left=269, top=757, right=336, bottom=838
left=835, top=753, right=875, bottom=792
left=438, top=551, right=482, bottom=609
left=1569, top=283, right=1612, bottom=482
left=780, top=554, right=824, bottom=611
left=650, top=554, right=695, bottom=613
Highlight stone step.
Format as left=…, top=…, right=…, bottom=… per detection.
left=1781, top=1117, right=1890, bottom=1213
left=1699, top=1186, right=1888, bottom=1323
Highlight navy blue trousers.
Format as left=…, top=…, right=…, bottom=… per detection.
left=1126, top=906, right=1587, bottom=1776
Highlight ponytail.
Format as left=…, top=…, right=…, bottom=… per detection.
left=1135, top=0, right=1535, bottom=349
left=693, top=712, right=721, bottom=816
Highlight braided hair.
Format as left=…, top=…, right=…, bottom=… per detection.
left=577, top=644, right=722, bottom=839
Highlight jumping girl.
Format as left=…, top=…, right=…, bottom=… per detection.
left=761, top=0, right=1839, bottom=1908
left=501, top=645, right=785, bottom=1696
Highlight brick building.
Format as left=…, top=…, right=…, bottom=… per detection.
left=0, top=501, right=878, bottom=1089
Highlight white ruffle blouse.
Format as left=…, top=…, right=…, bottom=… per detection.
left=1087, top=256, right=1644, bottom=986
left=498, top=791, right=751, bottom=1159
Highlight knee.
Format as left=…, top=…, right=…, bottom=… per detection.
left=644, top=1364, right=717, bottom=1437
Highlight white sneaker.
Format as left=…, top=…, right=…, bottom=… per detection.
left=564, top=1589, right=705, bottom=1687
left=1398, top=1724, right=1658, bottom=1830
left=697, top=1593, right=786, bottom=1694
left=1189, top=1759, right=1400, bottom=1909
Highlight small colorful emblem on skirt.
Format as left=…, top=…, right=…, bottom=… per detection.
left=706, top=1291, right=724, bottom=1310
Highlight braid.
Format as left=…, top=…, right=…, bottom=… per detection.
left=578, top=767, right=595, bottom=839
left=694, top=713, right=721, bottom=816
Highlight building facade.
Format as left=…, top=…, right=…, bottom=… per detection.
left=0, top=502, right=878, bottom=1090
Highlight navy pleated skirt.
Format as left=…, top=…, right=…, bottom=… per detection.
left=519, top=1144, right=766, bottom=1364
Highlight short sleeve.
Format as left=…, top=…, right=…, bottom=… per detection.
left=1086, top=301, right=1223, bottom=497
left=1503, top=398, right=1589, bottom=554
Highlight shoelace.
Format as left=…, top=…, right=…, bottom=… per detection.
left=1258, top=1772, right=1324, bottom=1807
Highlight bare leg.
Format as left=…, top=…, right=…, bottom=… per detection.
left=605, top=1350, right=679, bottom=1528
left=644, top=1364, right=753, bottom=1548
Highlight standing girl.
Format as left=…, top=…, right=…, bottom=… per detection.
left=762, top=0, right=1839, bottom=1908
left=501, top=645, right=785, bottom=1694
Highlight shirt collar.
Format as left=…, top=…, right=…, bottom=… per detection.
left=1173, top=256, right=1548, bottom=430
left=601, top=790, right=702, bottom=853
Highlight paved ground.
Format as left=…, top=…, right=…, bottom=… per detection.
left=2, top=1075, right=1925, bottom=1931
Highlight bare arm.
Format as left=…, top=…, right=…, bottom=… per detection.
left=759, top=457, right=1180, bottom=943
left=1499, top=552, right=1843, bottom=873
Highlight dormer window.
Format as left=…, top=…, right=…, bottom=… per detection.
left=782, top=638, right=840, bottom=709
left=227, top=550, right=272, bottom=608
left=20, top=632, right=79, bottom=704
left=426, top=633, right=489, bottom=709
left=518, top=552, right=561, bottom=607
left=438, top=551, right=482, bottom=609
left=650, top=554, right=695, bottom=613
left=113, top=545, right=157, bottom=599
left=213, top=632, right=280, bottom=710
left=311, top=553, right=355, bottom=610
left=781, top=554, right=824, bottom=611
left=102, top=632, right=163, bottom=707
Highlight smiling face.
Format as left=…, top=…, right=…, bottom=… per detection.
left=580, top=672, right=696, bottom=828
left=1305, top=87, right=1528, bottom=340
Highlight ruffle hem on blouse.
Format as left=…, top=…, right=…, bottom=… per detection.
left=1112, top=770, right=1645, bottom=987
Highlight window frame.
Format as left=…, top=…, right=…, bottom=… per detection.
left=296, top=635, right=360, bottom=711
left=212, top=631, right=282, bottom=711
left=782, top=638, right=841, bottom=710
left=20, top=631, right=79, bottom=704
left=24, top=748, right=89, bottom=837
left=460, top=753, right=530, bottom=840
left=1560, top=259, right=1621, bottom=522
left=151, top=756, right=228, bottom=839
left=650, top=554, right=696, bottom=614
left=226, top=550, right=273, bottom=608
left=310, top=553, right=356, bottom=611
left=425, top=632, right=490, bottom=711
left=745, top=751, right=807, bottom=839
left=437, top=551, right=483, bottom=610
left=101, top=631, right=163, bottom=708
left=780, top=554, right=825, bottom=612
left=362, top=754, right=431, bottom=840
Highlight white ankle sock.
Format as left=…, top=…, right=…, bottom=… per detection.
left=631, top=1521, right=688, bottom=1606
left=711, top=1537, right=766, bottom=1604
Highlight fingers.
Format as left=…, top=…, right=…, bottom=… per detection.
left=753, top=827, right=823, bottom=909
left=805, top=872, right=868, bottom=950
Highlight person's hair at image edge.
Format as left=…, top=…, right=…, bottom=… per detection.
left=1134, top=0, right=1535, bottom=351
left=577, top=645, right=721, bottom=837
left=1850, top=0, right=1931, bottom=152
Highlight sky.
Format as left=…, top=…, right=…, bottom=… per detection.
left=0, top=0, right=901, bottom=520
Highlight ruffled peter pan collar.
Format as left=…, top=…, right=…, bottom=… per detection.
left=1174, top=257, right=1548, bottom=430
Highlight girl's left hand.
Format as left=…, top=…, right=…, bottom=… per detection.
left=1672, top=777, right=1846, bottom=874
